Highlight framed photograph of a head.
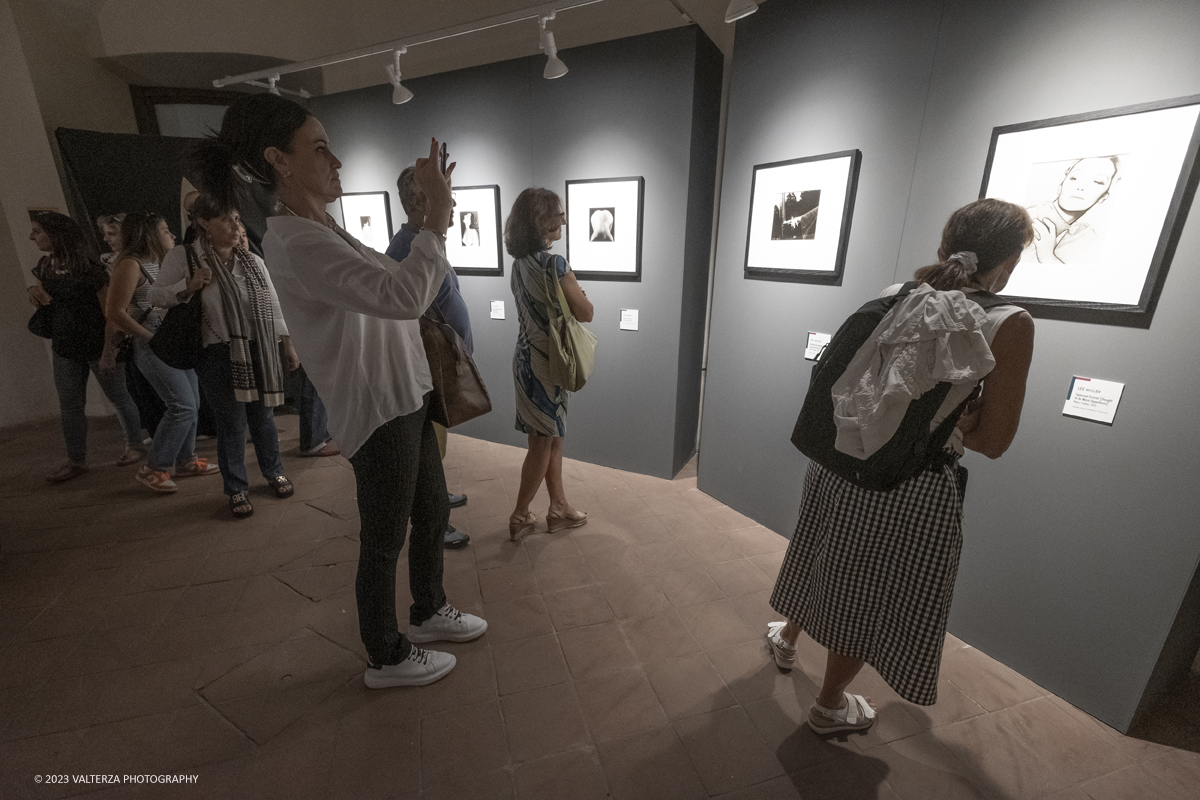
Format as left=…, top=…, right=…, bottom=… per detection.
left=565, top=177, right=644, bottom=281
left=744, top=150, right=861, bottom=284
left=338, top=192, right=393, bottom=253
left=979, top=95, right=1200, bottom=327
left=445, top=185, right=502, bottom=276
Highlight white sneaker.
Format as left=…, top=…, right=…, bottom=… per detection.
left=407, top=604, right=488, bottom=643
left=364, top=646, right=456, bottom=689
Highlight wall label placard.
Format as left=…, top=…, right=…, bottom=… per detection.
left=619, top=309, right=639, bottom=331
left=804, top=331, right=831, bottom=361
left=490, top=301, right=505, bottom=320
left=1063, top=376, right=1124, bottom=425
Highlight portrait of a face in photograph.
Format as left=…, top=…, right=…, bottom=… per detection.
left=1023, top=156, right=1121, bottom=265
left=771, top=190, right=820, bottom=241
left=460, top=211, right=480, bottom=247
left=589, top=208, right=615, bottom=242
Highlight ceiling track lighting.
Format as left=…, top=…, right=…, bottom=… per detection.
left=724, top=0, right=758, bottom=23
left=539, top=12, right=569, bottom=80
left=386, top=47, right=414, bottom=104
left=213, top=0, right=605, bottom=99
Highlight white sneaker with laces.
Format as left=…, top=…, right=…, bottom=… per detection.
left=364, top=646, right=456, bottom=689
left=407, top=604, right=488, bottom=643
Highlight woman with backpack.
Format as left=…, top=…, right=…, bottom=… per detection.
left=766, top=198, right=1036, bottom=734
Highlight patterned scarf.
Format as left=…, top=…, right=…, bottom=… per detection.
left=197, top=238, right=285, bottom=406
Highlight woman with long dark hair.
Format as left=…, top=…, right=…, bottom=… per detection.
left=504, top=188, right=594, bottom=541
left=26, top=211, right=144, bottom=481
left=149, top=195, right=295, bottom=517
left=189, top=93, right=485, bottom=688
left=105, top=211, right=218, bottom=493
left=766, top=199, right=1036, bottom=734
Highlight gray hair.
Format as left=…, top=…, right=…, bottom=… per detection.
left=397, top=166, right=424, bottom=215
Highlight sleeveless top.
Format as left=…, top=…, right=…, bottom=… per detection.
left=127, top=260, right=160, bottom=322
left=880, top=283, right=1024, bottom=455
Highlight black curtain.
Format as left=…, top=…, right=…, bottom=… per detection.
left=55, top=127, right=270, bottom=257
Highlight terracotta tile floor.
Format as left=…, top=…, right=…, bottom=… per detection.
left=1, top=415, right=1199, bottom=799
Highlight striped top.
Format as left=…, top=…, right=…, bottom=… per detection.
left=127, top=260, right=159, bottom=321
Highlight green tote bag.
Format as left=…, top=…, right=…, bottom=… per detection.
left=543, top=259, right=597, bottom=391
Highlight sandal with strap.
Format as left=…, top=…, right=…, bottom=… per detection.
left=808, top=692, right=876, bottom=735
left=509, top=512, right=537, bottom=542
left=117, top=448, right=146, bottom=467
left=174, top=458, right=219, bottom=478
left=546, top=506, right=587, bottom=533
left=230, top=492, right=254, bottom=519
left=270, top=475, right=294, bottom=498
left=766, top=622, right=796, bottom=670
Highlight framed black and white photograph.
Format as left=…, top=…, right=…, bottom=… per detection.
left=744, top=150, right=861, bottom=284
left=980, top=95, right=1200, bottom=327
left=566, top=177, right=644, bottom=281
left=338, top=192, right=393, bottom=254
left=446, top=185, right=503, bottom=276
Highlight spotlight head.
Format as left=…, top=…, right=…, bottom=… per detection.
left=724, top=0, right=758, bottom=23
left=541, top=30, right=568, bottom=79
left=386, top=49, right=413, bottom=104
left=392, top=82, right=414, bottom=104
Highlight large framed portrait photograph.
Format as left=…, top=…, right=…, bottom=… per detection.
left=446, top=185, right=503, bottom=276
left=744, top=150, right=861, bottom=284
left=980, top=95, right=1200, bottom=327
left=565, top=177, right=644, bottom=281
left=338, top=192, right=394, bottom=254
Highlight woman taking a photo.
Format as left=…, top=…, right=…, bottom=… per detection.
left=26, top=211, right=144, bottom=480
left=149, top=195, right=295, bottom=518
left=105, top=211, right=217, bottom=493
left=505, top=189, right=594, bottom=541
left=188, top=94, right=485, bottom=688
left=765, top=199, right=1036, bottom=734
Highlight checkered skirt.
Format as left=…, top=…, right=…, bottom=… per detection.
left=769, top=461, right=964, bottom=706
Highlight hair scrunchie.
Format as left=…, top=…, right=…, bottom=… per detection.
left=947, top=251, right=979, bottom=275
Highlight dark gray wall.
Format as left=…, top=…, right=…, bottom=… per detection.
left=310, top=26, right=717, bottom=480
left=700, top=0, right=1200, bottom=731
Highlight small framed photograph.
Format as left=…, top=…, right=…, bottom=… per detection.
left=565, top=177, right=644, bottom=281
left=446, top=185, right=503, bottom=276
left=743, top=150, right=861, bottom=284
left=338, top=192, right=393, bottom=254
left=980, top=95, right=1200, bottom=327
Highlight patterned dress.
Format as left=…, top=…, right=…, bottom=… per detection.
left=511, top=250, right=570, bottom=437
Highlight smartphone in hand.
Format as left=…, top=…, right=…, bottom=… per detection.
left=439, top=142, right=449, bottom=173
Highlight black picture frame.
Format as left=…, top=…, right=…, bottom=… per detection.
left=565, top=176, right=645, bottom=282
left=448, top=184, right=504, bottom=277
left=337, top=191, right=394, bottom=253
left=743, top=149, right=861, bottom=285
left=979, top=95, right=1200, bottom=328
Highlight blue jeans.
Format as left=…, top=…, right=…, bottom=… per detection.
left=134, top=341, right=200, bottom=472
left=193, top=342, right=284, bottom=496
left=297, top=367, right=330, bottom=451
left=51, top=351, right=142, bottom=465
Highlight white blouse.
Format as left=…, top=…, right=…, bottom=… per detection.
left=262, top=216, right=451, bottom=459
left=149, top=246, right=289, bottom=346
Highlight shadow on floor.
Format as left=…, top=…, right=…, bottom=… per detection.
left=1129, top=670, right=1200, bottom=754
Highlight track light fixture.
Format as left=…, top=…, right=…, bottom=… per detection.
left=539, top=12, right=569, bottom=79
left=724, top=0, right=758, bottom=23
left=386, top=47, right=414, bottom=104
left=267, top=74, right=281, bottom=95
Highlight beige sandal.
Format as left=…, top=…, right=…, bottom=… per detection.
left=546, top=506, right=587, bottom=533
left=509, top=511, right=537, bottom=542
left=808, top=693, right=876, bottom=734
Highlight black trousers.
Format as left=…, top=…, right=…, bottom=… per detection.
left=348, top=394, right=450, bottom=665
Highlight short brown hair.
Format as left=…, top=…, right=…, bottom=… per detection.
left=504, top=188, right=562, bottom=259
left=397, top=166, right=423, bottom=216
left=914, top=198, right=1033, bottom=291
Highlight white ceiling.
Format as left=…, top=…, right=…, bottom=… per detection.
left=49, top=0, right=739, bottom=96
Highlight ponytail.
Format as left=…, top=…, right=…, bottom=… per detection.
left=915, top=198, right=1033, bottom=291
left=187, top=93, right=311, bottom=211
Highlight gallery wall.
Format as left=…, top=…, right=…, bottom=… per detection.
left=699, top=0, right=1200, bottom=730
left=310, top=26, right=721, bottom=479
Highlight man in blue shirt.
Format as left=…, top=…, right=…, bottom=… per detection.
left=387, top=166, right=475, bottom=550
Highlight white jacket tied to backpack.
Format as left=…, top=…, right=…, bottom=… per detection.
left=831, top=284, right=996, bottom=459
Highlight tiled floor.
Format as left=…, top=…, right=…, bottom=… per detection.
left=1, top=415, right=1198, bottom=799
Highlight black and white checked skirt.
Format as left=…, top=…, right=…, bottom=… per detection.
left=769, top=460, right=964, bottom=706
